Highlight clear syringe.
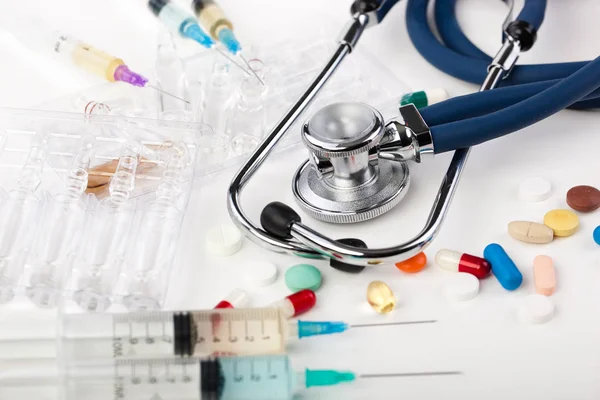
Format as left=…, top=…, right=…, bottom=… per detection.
left=1, top=355, right=461, bottom=400
left=191, top=0, right=265, bottom=85
left=0, top=308, right=436, bottom=361
left=147, top=0, right=249, bottom=76
left=4, top=18, right=188, bottom=104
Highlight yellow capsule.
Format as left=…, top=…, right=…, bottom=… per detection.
left=367, top=281, right=396, bottom=314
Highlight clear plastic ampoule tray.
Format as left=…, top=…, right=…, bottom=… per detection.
left=35, top=22, right=408, bottom=177
left=0, top=108, right=206, bottom=313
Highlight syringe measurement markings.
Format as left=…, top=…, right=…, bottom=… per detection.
left=166, top=363, right=175, bottom=384
left=245, top=318, right=254, bottom=342
left=267, top=357, right=277, bottom=380
left=250, top=357, right=260, bottom=382
left=228, top=320, right=238, bottom=342
left=234, top=357, right=242, bottom=382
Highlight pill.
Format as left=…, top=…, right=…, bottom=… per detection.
left=435, top=249, right=490, bottom=279
left=366, top=281, right=396, bottom=314
left=533, top=255, right=556, bottom=296
left=566, top=185, right=600, bottom=212
left=285, top=264, right=322, bottom=292
left=508, top=221, right=554, bottom=244
left=329, top=238, right=367, bottom=273
left=543, top=209, right=579, bottom=237
left=518, top=177, right=551, bottom=202
left=214, top=288, right=250, bottom=309
left=395, top=252, right=428, bottom=273
left=205, top=223, right=243, bottom=256
left=400, top=88, right=449, bottom=109
left=594, top=226, right=600, bottom=245
left=518, top=294, right=555, bottom=324
left=483, top=243, right=523, bottom=291
left=443, top=273, right=480, bottom=301
left=244, top=261, right=278, bottom=287
left=269, top=289, right=317, bottom=318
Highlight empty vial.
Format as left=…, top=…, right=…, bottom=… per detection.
left=228, top=59, right=268, bottom=156
left=366, top=281, right=396, bottom=314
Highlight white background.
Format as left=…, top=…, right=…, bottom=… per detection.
left=1, top=0, right=600, bottom=399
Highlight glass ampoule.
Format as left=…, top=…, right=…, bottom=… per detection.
left=201, top=56, right=233, bottom=136
left=73, top=148, right=138, bottom=312
left=121, top=143, right=189, bottom=310
left=0, top=134, right=47, bottom=303
left=229, top=59, right=268, bottom=156
left=155, top=31, right=190, bottom=119
left=25, top=153, right=91, bottom=308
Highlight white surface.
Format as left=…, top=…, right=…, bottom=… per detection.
left=443, top=273, right=480, bottom=302
left=0, top=1, right=600, bottom=400
left=518, top=294, right=555, bottom=324
left=518, top=176, right=553, bottom=202
left=205, top=223, right=243, bottom=256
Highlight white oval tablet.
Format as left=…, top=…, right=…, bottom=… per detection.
left=518, top=294, right=554, bottom=324
left=518, top=177, right=552, bottom=202
left=205, top=224, right=243, bottom=256
left=244, top=261, right=278, bottom=287
left=443, top=273, right=479, bottom=301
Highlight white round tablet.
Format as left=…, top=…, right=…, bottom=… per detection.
left=518, top=294, right=555, bottom=324
left=443, top=273, right=479, bottom=301
left=205, top=224, right=243, bottom=256
left=518, top=177, right=552, bottom=202
left=244, top=261, right=278, bottom=287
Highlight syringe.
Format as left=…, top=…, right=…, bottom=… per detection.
left=0, top=308, right=436, bottom=361
left=148, top=0, right=249, bottom=76
left=4, top=18, right=188, bottom=104
left=191, top=0, right=265, bottom=85
left=2, top=355, right=461, bottom=400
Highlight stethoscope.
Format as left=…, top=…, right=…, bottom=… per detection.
left=227, top=0, right=599, bottom=268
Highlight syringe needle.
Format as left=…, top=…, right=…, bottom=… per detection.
left=360, top=371, right=462, bottom=378
left=350, top=320, right=437, bottom=328
left=214, top=47, right=252, bottom=77
left=239, top=53, right=266, bottom=87
left=146, top=84, right=190, bottom=105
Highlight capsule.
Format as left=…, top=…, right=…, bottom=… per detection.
left=214, top=288, right=249, bottom=309
left=435, top=250, right=491, bottom=279
left=483, top=243, right=523, bottom=291
left=367, top=281, right=396, bottom=314
left=270, top=289, right=316, bottom=318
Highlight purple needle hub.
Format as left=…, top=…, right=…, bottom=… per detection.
left=113, top=65, right=148, bottom=87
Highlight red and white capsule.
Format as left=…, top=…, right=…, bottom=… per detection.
left=214, top=288, right=250, bottom=309
left=270, top=289, right=317, bottom=318
left=435, top=249, right=491, bottom=279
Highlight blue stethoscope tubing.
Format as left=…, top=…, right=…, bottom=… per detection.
left=405, top=0, right=600, bottom=154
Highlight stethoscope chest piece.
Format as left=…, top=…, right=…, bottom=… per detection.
left=293, top=102, right=410, bottom=223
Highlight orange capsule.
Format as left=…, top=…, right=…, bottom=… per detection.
left=395, top=252, right=428, bottom=273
